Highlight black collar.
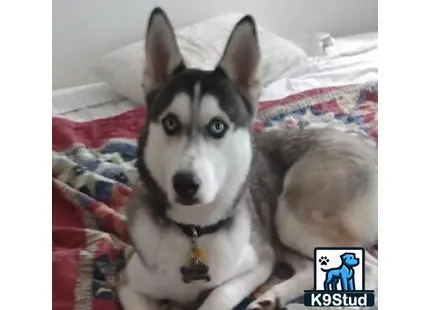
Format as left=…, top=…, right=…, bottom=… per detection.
left=173, top=216, right=234, bottom=238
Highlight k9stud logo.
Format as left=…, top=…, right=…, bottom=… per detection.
left=303, top=247, right=375, bottom=308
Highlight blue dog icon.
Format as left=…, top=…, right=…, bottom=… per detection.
left=321, top=252, right=360, bottom=291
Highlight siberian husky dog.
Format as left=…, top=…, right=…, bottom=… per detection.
left=118, top=7, right=378, bottom=310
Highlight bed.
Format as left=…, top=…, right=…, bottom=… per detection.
left=52, top=28, right=378, bottom=310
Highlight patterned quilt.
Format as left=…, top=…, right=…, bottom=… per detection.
left=52, top=82, right=378, bottom=310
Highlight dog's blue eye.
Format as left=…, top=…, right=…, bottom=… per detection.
left=207, top=119, right=228, bottom=138
left=162, top=114, right=181, bottom=135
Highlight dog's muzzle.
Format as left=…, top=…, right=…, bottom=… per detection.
left=173, top=171, right=201, bottom=205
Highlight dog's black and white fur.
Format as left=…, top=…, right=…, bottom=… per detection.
left=118, top=8, right=378, bottom=310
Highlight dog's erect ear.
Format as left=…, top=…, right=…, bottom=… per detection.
left=217, top=15, right=262, bottom=103
left=143, top=8, right=185, bottom=94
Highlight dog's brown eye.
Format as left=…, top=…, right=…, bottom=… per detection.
left=162, top=114, right=181, bottom=136
left=207, top=118, right=228, bottom=139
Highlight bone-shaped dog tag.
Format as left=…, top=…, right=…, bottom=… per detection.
left=180, top=260, right=211, bottom=283
left=180, top=228, right=211, bottom=283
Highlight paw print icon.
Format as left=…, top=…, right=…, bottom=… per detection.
left=319, top=256, right=329, bottom=266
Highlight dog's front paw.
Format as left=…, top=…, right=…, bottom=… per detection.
left=159, top=303, right=183, bottom=310
left=197, top=287, right=242, bottom=310
left=246, top=290, right=280, bottom=310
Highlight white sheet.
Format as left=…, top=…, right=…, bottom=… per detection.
left=53, top=33, right=377, bottom=122
left=262, top=47, right=377, bottom=101
left=53, top=83, right=138, bottom=121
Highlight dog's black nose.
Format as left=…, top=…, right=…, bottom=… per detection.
left=173, top=172, right=201, bottom=201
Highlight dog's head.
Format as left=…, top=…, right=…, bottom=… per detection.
left=137, top=8, right=261, bottom=223
left=341, top=253, right=360, bottom=268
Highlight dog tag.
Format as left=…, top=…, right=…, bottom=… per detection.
left=180, top=261, right=211, bottom=283
left=192, top=245, right=206, bottom=262
left=180, top=227, right=211, bottom=283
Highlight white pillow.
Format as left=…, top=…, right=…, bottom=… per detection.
left=93, top=13, right=308, bottom=104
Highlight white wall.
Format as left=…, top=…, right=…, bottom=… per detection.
left=53, top=0, right=377, bottom=90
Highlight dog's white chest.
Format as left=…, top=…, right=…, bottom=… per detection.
left=125, top=209, right=258, bottom=303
